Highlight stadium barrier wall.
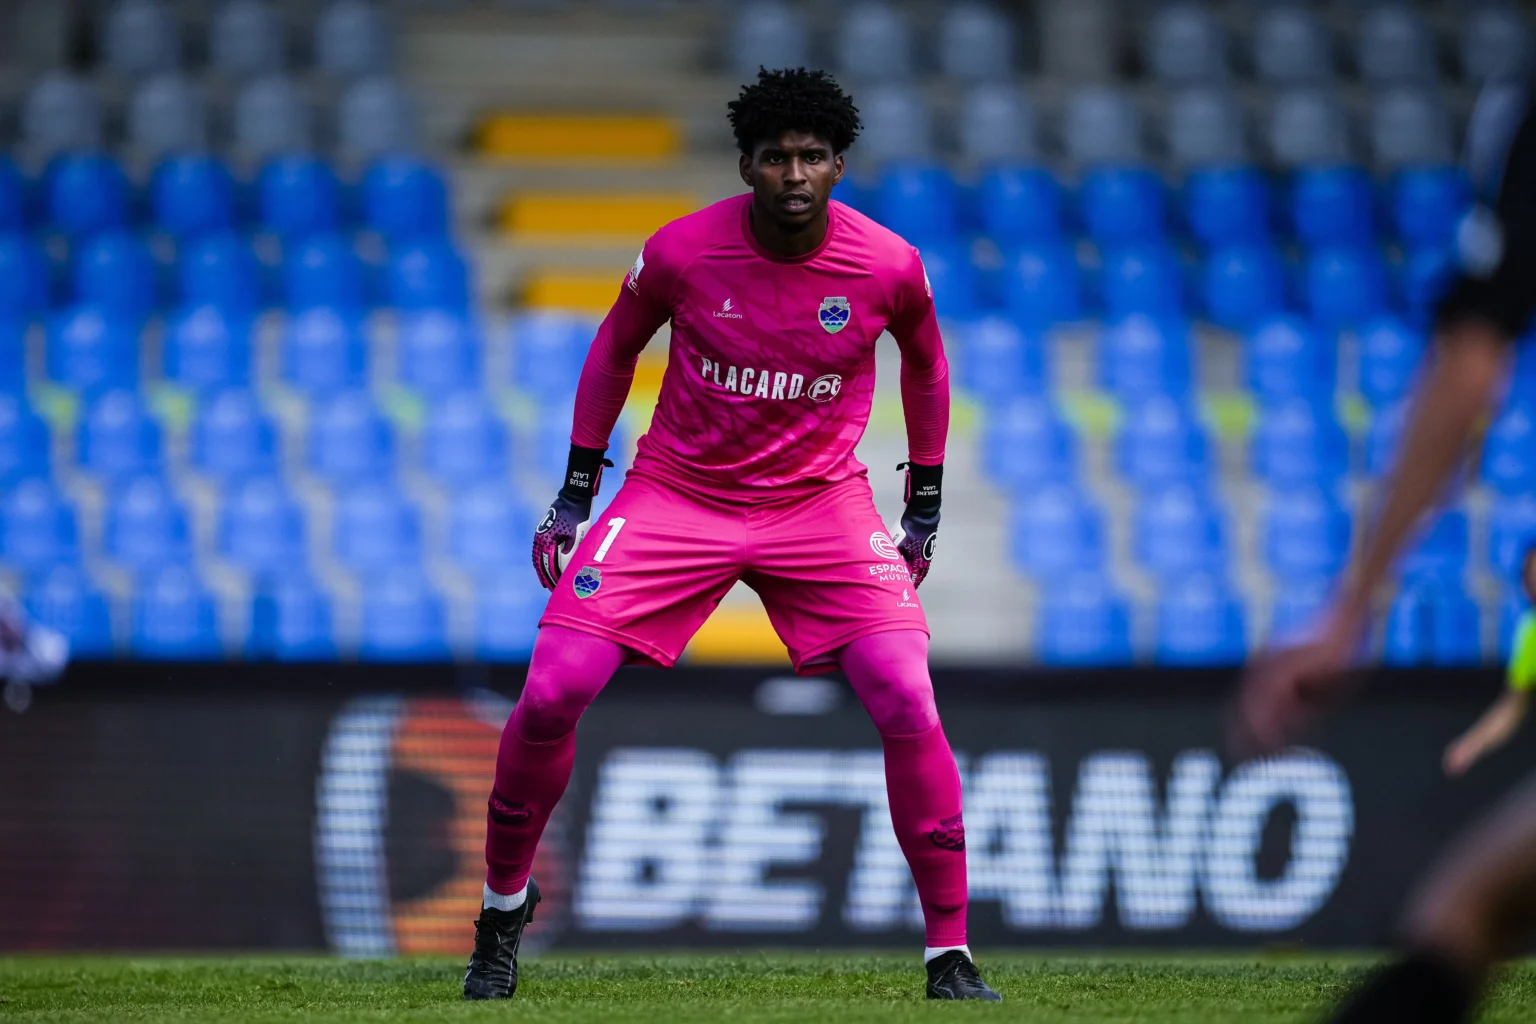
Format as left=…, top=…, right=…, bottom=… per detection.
left=0, top=663, right=1527, bottom=953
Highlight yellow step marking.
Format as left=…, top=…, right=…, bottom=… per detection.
left=501, top=192, right=700, bottom=240
left=477, top=114, right=681, bottom=162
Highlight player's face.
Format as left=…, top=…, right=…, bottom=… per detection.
left=740, top=131, right=844, bottom=231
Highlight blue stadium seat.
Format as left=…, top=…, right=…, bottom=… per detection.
left=235, top=75, right=311, bottom=162
left=1483, top=400, right=1536, bottom=495
left=131, top=563, right=221, bottom=659
left=106, top=474, right=188, bottom=569
left=1036, top=571, right=1133, bottom=666
left=1115, top=395, right=1210, bottom=489
left=1391, top=166, right=1469, bottom=248
left=977, top=166, right=1061, bottom=242
left=2, top=478, right=77, bottom=571
left=422, top=391, right=507, bottom=489
left=22, top=72, right=102, bottom=161
left=47, top=307, right=139, bottom=397
left=0, top=396, right=49, bottom=485
left=960, top=317, right=1047, bottom=404
left=838, top=1, right=914, bottom=83
left=1244, top=314, right=1332, bottom=403
left=1202, top=243, right=1286, bottom=329
left=1098, top=315, right=1192, bottom=400
left=25, top=564, right=113, bottom=656
left=1064, top=86, right=1144, bottom=167
left=1400, top=508, right=1470, bottom=583
left=283, top=306, right=367, bottom=397
left=1357, top=315, right=1425, bottom=407
left=1101, top=243, right=1184, bottom=319
left=1147, top=2, right=1228, bottom=84
left=1365, top=399, right=1407, bottom=477
left=1464, top=6, right=1534, bottom=84
left=333, top=483, right=421, bottom=577
left=1156, top=572, right=1246, bottom=665
left=247, top=571, right=335, bottom=660
left=0, top=235, right=49, bottom=319
left=985, top=394, right=1076, bottom=489
left=1255, top=6, right=1333, bottom=85
left=915, top=242, right=978, bottom=320
left=1251, top=397, right=1348, bottom=487
left=959, top=85, right=1037, bottom=166
left=220, top=475, right=306, bottom=573
left=211, top=0, right=284, bottom=79
left=1184, top=166, right=1272, bottom=247
left=307, top=390, right=394, bottom=485
left=1305, top=245, right=1388, bottom=331
left=1384, top=578, right=1481, bottom=666
left=1010, top=482, right=1105, bottom=580
left=1262, top=485, right=1351, bottom=579
left=475, top=574, right=543, bottom=662
left=152, top=155, right=235, bottom=237
left=1357, top=4, right=1435, bottom=86
left=179, top=232, right=259, bottom=313
left=1080, top=167, right=1166, bottom=244
left=46, top=153, right=129, bottom=236
left=510, top=312, right=589, bottom=397
left=875, top=163, right=958, bottom=245
left=192, top=388, right=274, bottom=481
left=0, top=159, right=23, bottom=233
left=73, top=231, right=155, bottom=318
left=78, top=390, right=161, bottom=480
left=338, top=75, right=416, bottom=161
left=1005, top=243, right=1082, bottom=327
left=1168, top=88, right=1249, bottom=168
left=939, top=2, right=1013, bottom=82
left=1488, top=494, right=1536, bottom=584
left=0, top=322, right=18, bottom=394
left=257, top=156, right=339, bottom=239
left=450, top=483, right=534, bottom=572
left=284, top=233, right=363, bottom=310
left=1291, top=167, right=1376, bottom=247
left=397, top=310, right=480, bottom=397
left=1372, top=88, right=1455, bottom=171
left=731, top=1, right=807, bottom=78
left=164, top=306, right=253, bottom=392
left=359, top=567, right=448, bottom=661
left=316, top=0, right=392, bottom=80
left=128, top=73, right=206, bottom=161
left=388, top=238, right=469, bottom=310
left=1269, top=575, right=1333, bottom=644
left=361, top=156, right=447, bottom=239
left=1399, top=246, right=1455, bottom=327
left=1134, top=482, right=1228, bottom=577
left=856, top=86, right=932, bottom=165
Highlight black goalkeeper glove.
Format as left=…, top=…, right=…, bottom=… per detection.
left=532, top=444, right=613, bottom=592
left=890, top=461, right=941, bottom=589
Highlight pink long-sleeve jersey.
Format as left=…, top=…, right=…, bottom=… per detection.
left=568, top=194, right=950, bottom=500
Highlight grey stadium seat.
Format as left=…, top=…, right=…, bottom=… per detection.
left=853, top=86, right=931, bottom=166
left=958, top=84, right=1038, bottom=165
left=731, top=1, right=808, bottom=79
left=234, top=74, right=311, bottom=161
left=1254, top=5, right=1333, bottom=84
left=1463, top=6, right=1534, bottom=84
left=101, top=0, right=180, bottom=77
left=128, top=73, right=208, bottom=160
left=1268, top=88, right=1351, bottom=166
left=211, top=0, right=285, bottom=79
left=1146, top=2, right=1229, bottom=84
left=938, top=3, right=1014, bottom=83
left=837, top=2, right=914, bottom=82
left=338, top=76, right=416, bottom=160
left=1064, top=85, right=1144, bottom=166
left=1167, top=87, right=1249, bottom=167
left=1371, top=88, right=1455, bottom=169
left=22, top=72, right=102, bottom=159
left=1356, top=5, right=1437, bottom=85
left=316, top=0, right=392, bottom=79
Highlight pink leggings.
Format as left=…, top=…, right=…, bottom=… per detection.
left=484, top=625, right=967, bottom=946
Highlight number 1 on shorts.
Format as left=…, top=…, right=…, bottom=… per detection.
left=593, top=517, right=627, bottom=563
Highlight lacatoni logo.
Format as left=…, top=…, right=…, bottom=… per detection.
left=713, top=298, right=744, bottom=320
left=574, top=747, right=1354, bottom=936
left=697, top=359, right=843, bottom=403
left=807, top=374, right=843, bottom=403
left=626, top=250, right=645, bottom=293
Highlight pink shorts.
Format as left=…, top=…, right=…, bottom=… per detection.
left=540, top=472, right=927, bottom=674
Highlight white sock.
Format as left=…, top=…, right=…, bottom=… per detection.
left=483, top=882, right=527, bottom=912
left=924, top=944, right=971, bottom=965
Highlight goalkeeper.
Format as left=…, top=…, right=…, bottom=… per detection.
left=1443, top=545, right=1536, bottom=776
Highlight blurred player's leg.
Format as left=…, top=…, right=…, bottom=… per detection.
left=1328, top=772, right=1536, bottom=1023
left=840, top=629, right=999, bottom=1001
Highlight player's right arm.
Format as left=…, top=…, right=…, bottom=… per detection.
left=1234, top=85, right=1536, bottom=756
left=532, top=237, right=677, bottom=591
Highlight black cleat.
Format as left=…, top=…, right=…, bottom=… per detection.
left=463, top=878, right=541, bottom=1001
left=926, top=950, right=1003, bottom=1002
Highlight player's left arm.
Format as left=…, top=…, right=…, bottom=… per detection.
left=887, top=248, right=951, bottom=588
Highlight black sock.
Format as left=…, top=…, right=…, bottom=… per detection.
left=1327, top=951, right=1478, bottom=1024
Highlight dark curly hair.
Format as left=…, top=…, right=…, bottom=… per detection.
left=727, top=67, right=862, bottom=156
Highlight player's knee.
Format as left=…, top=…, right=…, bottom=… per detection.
left=516, top=645, right=608, bottom=742
left=864, top=671, right=940, bottom=737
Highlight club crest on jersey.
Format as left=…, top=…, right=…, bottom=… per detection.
left=572, top=565, right=602, bottom=599
left=818, top=296, right=851, bottom=334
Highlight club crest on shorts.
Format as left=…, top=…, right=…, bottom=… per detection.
left=818, top=296, right=851, bottom=334
left=572, top=565, right=602, bottom=599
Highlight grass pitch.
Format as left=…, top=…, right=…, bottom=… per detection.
left=3, top=953, right=1536, bottom=1023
